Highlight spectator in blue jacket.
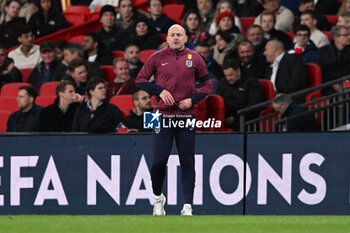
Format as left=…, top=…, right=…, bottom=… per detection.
left=147, top=0, right=174, bottom=35
left=290, top=25, right=317, bottom=63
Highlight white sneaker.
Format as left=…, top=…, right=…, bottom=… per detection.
left=180, top=204, right=193, bottom=216
left=153, top=193, right=166, bottom=216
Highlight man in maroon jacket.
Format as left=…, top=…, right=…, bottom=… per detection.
left=136, top=24, right=212, bottom=216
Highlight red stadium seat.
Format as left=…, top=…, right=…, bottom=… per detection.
left=206, top=95, right=226, bottom=131
left=240, top=17, right=255, bottom=32
left=101, top=65, right=115, bottom=82
left=258, top=108, right=279, bottom=132
left=195, top=98, right=208, bottom=131
left=112, top=51, right=125, bottom=59
left=140, top=49, right=156, bottom=63
left=285, top=32, right=295, bottom=41
left=258, top=79, right=275, bottom=101
left=0, top=82, right=32, bottom=97
left=39, top=81, right=60, bottom=96
left=305, top=63, right=322, bottom=102
left=134, top=0, right=148, bottom=12
left=160, top=34, right=167, bottom=42
left=162, top=4, right=184, bottom=24
left=20, top=68, right=34, bottom=82
left=64, top=5, right=90, bottom=19
left=323, top=31, right=332, bottom=42
left=89, top=11, right=100, bottom=21
left=63, top=13, right=86, bottom=26
left=0, top=110, right=11, bottom=132
left=0, top=96, right=19, bottom=112
left=325, top=15, right=338, bottom=27
left=109, top=94, right=133, bottom=117
left=35, top=95, right=56, bottom=107
left=69, top=35, right=85, bottom=45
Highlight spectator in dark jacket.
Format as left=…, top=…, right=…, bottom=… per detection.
left=95, top=4, right=131, bottom=51
left=317, top=25, right=350, bottom=95
left=216, top=60, right=265, bottom=131
left=272, top=93, right=320, bottom=132
left=72, top=78, right=123, bottom=132
left=39, top=80, right=85, bottom=132
left=247, top=25, right=268, bottom=60
left=119, top=90, right=152, bottom=132
left=260, top=10, right=292, bottom=50
left=237, top=41, right=269, bottom=80
left=0, top=44, right=22, bottom=89
left=63, top=43, right=102, bottom=80
left=290, top=25, right=318, bottom=63
left=194, top=40, right=223, bottom=93
left=124, top=43, right=143, bottom=79
left=147, top=0, right=174, bottom=35
left=28, top=0, right=69, bottom=38
left=264, top=40, right=309, bottom=103
left=292, top=0, right=331, bottom=32
left=131, top=18, right=162, bottom=51
left=6, top=86, right=43, bottom=132
left=83, top=32, right=113, bottom=65
left=107, top=58, right=138, bottom=99
left=64, top=58, right=88, bottom=95
left=28, top=40, right=67, bottom=92
left=0, top=0, right=26, bottom=49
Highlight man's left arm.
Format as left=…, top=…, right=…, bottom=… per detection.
left=179, top=55, right=213, bottom=110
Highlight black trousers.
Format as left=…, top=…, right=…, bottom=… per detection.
left=151, top=116, right=196, bottom=204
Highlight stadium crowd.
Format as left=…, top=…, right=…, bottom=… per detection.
left=0, top=0, right=349, bottom=132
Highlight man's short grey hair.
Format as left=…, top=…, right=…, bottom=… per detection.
left=331, top=25, right=348, bottom=38
left=272, top=93, right=292, bottom=105
left=247, top=24, right=264, bottom=34
left=64, top=43, right=84, bottom=58
left=267, top=39, right=285, bottom=51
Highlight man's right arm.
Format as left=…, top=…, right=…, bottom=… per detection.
left=135, top=54, right=164, bottom=96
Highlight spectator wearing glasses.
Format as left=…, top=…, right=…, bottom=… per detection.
left=317, top=26, right=350, bottom=95
left=0, top=44, right=22, bottom=89
left=290, top=25, right=317, bottom=63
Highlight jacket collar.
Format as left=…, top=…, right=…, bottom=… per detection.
left=164, top=47, right=189, bottom=56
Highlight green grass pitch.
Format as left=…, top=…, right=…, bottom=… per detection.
left=0, top=215, right=349, bottom=233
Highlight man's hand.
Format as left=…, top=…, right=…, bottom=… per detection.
left=179, top=98, right=192, bottom=110
left=72, top=93, right=85, bottom=102
left=160, top=89, right=175, bottom=106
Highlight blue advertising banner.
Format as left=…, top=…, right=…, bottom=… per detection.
left=0, top=134, right=244, bottom=215
left=246, top=133, right=350, bottom=215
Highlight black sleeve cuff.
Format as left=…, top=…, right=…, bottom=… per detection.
left=136, top=82, right=164, bottom=95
